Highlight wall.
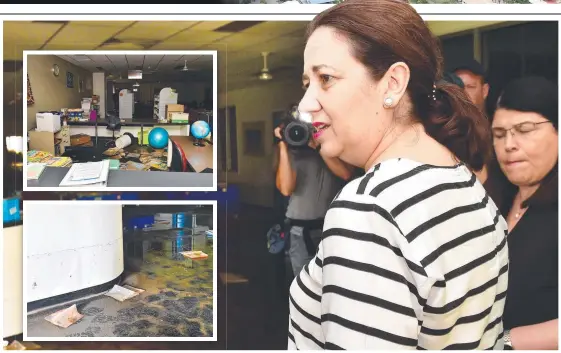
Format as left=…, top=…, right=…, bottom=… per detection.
left=219, top=78, right=304, bottom=207
left=26, top=55, right=93, bottom=130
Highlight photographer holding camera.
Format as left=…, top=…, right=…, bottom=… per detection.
left=274, top=105, right=354, bottom=278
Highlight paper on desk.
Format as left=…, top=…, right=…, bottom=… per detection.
left=59, top=159, right=110, bottom=187
left=70, top=161, right=103, bottom=181
left=27, top=163, right=46, bottom=180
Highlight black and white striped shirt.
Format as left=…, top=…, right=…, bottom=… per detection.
left=288, top=158, right=509, bottom=350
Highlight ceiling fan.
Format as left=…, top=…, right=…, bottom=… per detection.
left=242, top=52, right=299, bottom=84
left=174, top=60, right=192, bottom=71
left=257, top=52, right=273, bottom=81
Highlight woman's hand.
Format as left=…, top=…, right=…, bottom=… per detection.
left=308, top=138, right=319, bottom=150
left=274, top=126, right=283, bottom=140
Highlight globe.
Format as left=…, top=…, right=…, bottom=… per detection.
left=191, top=120, right=211, bottom=140
left=148, top=127, right=169, bottom=149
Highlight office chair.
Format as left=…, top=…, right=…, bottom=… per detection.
left=168, top=139, right=188, bottom=172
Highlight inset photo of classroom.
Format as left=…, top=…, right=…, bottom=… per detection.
left=23, top=51, right=216, bottom=191
left=22, top=201, right=216, bottom=341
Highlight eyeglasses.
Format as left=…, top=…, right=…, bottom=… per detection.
left=492, top=121, right=552, bottom=139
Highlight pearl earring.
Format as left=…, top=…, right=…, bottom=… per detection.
left=383, top=97, right=393, bottom=108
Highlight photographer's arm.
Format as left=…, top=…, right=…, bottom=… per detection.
left=309, top=139, right=354, bottom=181
left=276, top=141, right=297, bottom=196
left=320, top=153, right=354, bottom=181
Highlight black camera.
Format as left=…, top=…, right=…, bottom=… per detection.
left=279, top=106, right=314, bottom=148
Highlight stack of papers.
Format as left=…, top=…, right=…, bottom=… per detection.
left=27, top=163, right=46, bottom=180
left=59, top=160, right=110, bottom=187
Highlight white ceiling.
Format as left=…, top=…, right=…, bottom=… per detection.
left=56, top=54, right=213, bottom=74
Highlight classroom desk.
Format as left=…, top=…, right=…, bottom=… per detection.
left=27, top=166, right=213, bottom=188
left=67, top=119, right=190, bottom=144
left=62, top=120, right=213, bottom=173
left=170, top=136, right=213, bottom=173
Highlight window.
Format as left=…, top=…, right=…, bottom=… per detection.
left=482, top=21, right=558, bottom=115
left=440, top=33, right=475, bottom=73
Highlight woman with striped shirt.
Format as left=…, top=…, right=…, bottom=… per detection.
left=288, top=0, right=509, bottom=349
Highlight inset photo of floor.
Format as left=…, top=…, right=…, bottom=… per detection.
left=22, top=200, right=216, bottom=341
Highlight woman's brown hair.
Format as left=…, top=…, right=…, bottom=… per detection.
left=306, top=0, right=492, bottom=171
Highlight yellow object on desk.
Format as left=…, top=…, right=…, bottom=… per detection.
left=138, top=129, right=151, bottom=145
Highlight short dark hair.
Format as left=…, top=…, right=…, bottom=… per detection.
left=497, top=76, right=558, bottom=130
left=453, top=59, right=487, bottom=83
left=307, top=0, right=492, bottom=171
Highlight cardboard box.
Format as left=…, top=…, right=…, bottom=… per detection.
left=170, top=112, right=189, bottom=122
left=166, top=104, right=184, bottom=122
left=29, top=130, right=60, bottom=155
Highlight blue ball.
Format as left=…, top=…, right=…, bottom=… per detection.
left=191, top=120, right=210, bottom=139
left=148, top=127, right=169, bottom=149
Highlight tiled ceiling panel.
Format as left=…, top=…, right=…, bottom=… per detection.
left=241, top=21, right=307, bottom=37
left=54, top=54, right=213, bottom=74
left=149, top=42, right=209, bottom=50
left=115, top=21, right=199, bottom=41
left=126, top=54, right=145, bottom=68
left=96, top=43, right=146, bottom=50
left=188, top=21, right=233, bottom=32
left=43, top=43, right=98, bottom=50
left=3, top=20, right=507, bottom=89
left=4, top=21, right=64, bottom=47
left=45, top=22, right=132, bottom=49
left=106, top=55, right=128, bottom=70
left=162, top=31, right=232, bottom=47
left=143, top=55, right=163, bottom=69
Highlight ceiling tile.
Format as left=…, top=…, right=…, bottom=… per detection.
left=47, top=22, right=125, bottom=48
left=241, top=21, right=307, bottom=38
left=150, top=41, right=212, bottom=50
left=162, top=31, right=231, bottom=47
left=143, top=55, right=164, bottom=69
left=43, top=43, right=97, bottom=50
left=4, top=21, right=64, bottom=46
left=116, top=21, right=199, bottom=41
left=86, top=55, right=112, bottom=63
left=68, top=21, right=134, bottom=28
left=125, top=54, right=145, bottom=68
left=188, top=21, right=233, bottom=32
left=96, top=43, right=145, bottom=50
left=238, top=35, right=304, bottom=54
left=106, top=54, right=127, bottom=69
left=160, top=55, right=185, bottom=62
left=212, top=32, right=285, bottom=52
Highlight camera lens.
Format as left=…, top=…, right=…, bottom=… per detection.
left=284, top=121, right=310, bottom=147
left=288, top=125, right=306, bottom=142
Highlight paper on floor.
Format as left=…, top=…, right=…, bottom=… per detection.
left=44, top=304, right=84, bottom=329
left=104, top=284, right=141, bottom=302
left=122, top=284, right=145, bottom=294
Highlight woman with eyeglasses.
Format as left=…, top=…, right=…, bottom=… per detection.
left=491, top=76, right=558, bottom=350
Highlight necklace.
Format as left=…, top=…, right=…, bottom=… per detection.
left=514, top=192, right=528, bottom=219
